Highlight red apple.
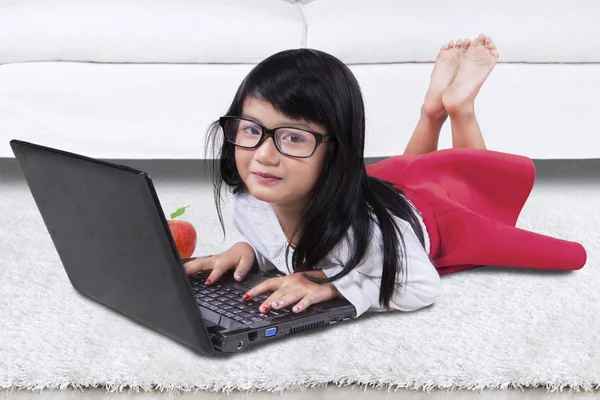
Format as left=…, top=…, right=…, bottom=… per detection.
left=167, top=205, right=197, bottom=259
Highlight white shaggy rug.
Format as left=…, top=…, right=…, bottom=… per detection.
left=1, top=163, right=599, bottom=395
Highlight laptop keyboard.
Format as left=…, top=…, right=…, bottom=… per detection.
left=189, top=272, right=292, bottom=325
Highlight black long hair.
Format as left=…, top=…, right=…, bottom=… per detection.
left=204, top=49, right=430, bottom=310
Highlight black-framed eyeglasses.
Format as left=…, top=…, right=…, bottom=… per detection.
left=219, top=116, right=332, bottom=158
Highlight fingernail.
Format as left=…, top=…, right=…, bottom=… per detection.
left=273, top=301, right=280, bottom=308
left=294, top=306, right=301, bottom=312
left=235, top=273, right=244, bottom=280
left=262, top=305, right=270, bottom=313
left=242, top=294, right=250, bottom=301
left=205, top=278, right=212, bottom=285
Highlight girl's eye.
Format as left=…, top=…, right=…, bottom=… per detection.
left=242, top=126, right=261, bottom=136
left=282, top=133, right=306, bottom=143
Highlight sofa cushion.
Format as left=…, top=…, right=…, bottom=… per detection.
left=302, top=0, right=600, bottom=63
left=1, top=61, right=597, bottom=159
left=0, top=0, right=304, bottom=64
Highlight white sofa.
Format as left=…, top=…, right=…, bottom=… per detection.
left=1, top=0, right=598, bottom=160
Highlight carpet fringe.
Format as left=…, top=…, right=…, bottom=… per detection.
left=1, top=378, right=600, bottom=395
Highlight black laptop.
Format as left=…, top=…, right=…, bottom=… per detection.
left=9, top=139, right=356, bottom=356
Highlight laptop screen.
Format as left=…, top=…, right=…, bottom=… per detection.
left=10, top=140, right=214, bottom=355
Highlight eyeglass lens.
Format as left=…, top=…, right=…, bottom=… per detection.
left=224, top=118, right=317, bottom=157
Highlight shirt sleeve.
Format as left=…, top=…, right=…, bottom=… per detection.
left=227, top=193, right=257, bottom=252
left=227, top=192, right=277, bottom=273
left=320, top=224, right=442, bottom=317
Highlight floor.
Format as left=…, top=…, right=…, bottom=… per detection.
left=2, top=156, right=599, bottom=400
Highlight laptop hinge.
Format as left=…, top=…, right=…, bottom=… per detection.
left=209, top=333, right=225, bottom=351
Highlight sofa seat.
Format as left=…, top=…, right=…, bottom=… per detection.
left=2, top=61, right=595, bottom=160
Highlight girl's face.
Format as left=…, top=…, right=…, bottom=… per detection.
left=235, top=97, right=329, bottom=207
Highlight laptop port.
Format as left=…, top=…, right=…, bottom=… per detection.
left=236, top=341, right=244, bottom=350
left=265, top=327, right=277, bottom=337
left=329, top=318, right=338, bottom=324
left=248, top=331, right=258, bottom=342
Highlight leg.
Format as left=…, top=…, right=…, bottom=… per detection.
left=448, top=108, right=487, bottom=149
left=404, top=39, right=471, bottom=155
left=403, top=106, right=446, bottom=155
left=442, top=34, right=499, bottom=150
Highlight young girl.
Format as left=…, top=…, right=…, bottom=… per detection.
left=184, top=34, right=587, bottom=318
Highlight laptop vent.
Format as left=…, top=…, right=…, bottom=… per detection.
left=285, top=321, right=326, bottom=336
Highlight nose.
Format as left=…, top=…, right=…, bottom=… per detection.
left=254, top=136, right=280, bottom=165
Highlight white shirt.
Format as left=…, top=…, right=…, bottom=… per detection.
left=228, top=191, right=442, bottom=317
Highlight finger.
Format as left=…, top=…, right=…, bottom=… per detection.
left=292, top=287, right=338, bottom=313
left=257, top=288, right=290, bottom=313
left=184, top=257, right=212, bottom=276
left=232, top=249, right=255, bottom=282
left=292, top=293, right=319, bottom=313
left=244, top=277, right=282, bottom=301
left=261, top=288, right=299, bottom=312
left=269, top=289, right=304, bottom=310
left=205, top=254, right=236, bottom=285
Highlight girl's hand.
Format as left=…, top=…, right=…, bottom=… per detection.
left=243, top=270, right=343, bottom=314
left=183, top=242, right=255, bottom=284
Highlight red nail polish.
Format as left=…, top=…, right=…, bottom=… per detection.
left=262, top=305, right=270, bottom=313
left=205, top=278, right=212, bottom=285
left=242, top=294, right=250, bottom=301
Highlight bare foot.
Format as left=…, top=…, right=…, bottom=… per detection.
left=423, top=38, right=471, bottom=120
left=442, top=33, right=499, bottom=115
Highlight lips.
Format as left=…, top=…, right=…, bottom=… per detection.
left=253, top=172, right=281, bottom=179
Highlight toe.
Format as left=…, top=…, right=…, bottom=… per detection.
left=448, top=40, right=455, bottom=49
left=455, top=39, right=463, bottom=48
left=462, top=38, right=471, bottom=50
left=484, top=36, right=493, bottom=48
left=473, top=33, right=485, bottom=46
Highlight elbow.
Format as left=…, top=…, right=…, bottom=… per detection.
left=419, top=271, right=442, bottom=307
left=398, top=273, right=442, bottom=312
left=422, top=272, right=443, bottom=307
left=421, top=274, right=442, bottom=307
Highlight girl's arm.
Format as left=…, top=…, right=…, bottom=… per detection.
left=228, top=194, right=280, bottom=274
left=321, top=226, right=442, bottom=317
left=231, top=217, right=257, bottom=253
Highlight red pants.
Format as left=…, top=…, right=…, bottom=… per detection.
left=365, top=148, right=587, bottom=275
